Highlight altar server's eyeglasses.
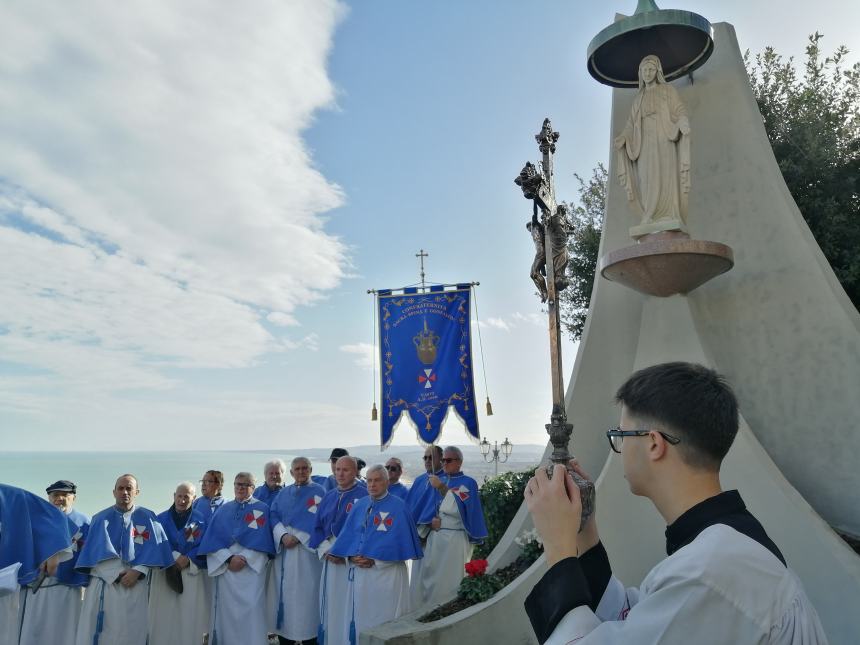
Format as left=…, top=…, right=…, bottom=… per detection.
left=606, top=427, right=681, bottom=453
left=441, top=458, right=460, bottom=464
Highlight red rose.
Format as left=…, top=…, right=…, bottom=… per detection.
left=465, top=558, right=489, bottom=577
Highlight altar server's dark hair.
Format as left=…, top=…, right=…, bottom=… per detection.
left=615, top=362, right=738, bottom=469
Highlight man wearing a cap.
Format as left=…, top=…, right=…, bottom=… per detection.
left=18, top=481, right=90, bottom=645
left=313, top=448, right=349, bottom=492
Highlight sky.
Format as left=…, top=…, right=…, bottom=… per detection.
left=1, top=1, right=857, bottom=452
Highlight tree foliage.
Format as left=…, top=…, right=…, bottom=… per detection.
left=745, top=34, right=860, bottom=308
left=558, top=35, right=860, bottom=340
left=558, top=164, right=606, bottom=341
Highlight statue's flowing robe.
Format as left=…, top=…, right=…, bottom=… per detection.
left=617, top=82, right=690, bottom=224
left=270, top=482, right=326, bottom=642
left=74, top=505, right=174, bottom=645
left=19, top=508, right=89, bottom=645
left=148, top=505, right=210, bottom=645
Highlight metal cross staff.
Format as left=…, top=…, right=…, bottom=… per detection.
left=515, top=118, right=595, bottom=527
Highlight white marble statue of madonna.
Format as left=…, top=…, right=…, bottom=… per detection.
left=615, top=54, right=691, bottom=238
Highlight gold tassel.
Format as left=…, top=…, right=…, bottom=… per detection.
left=486, top=397, right=494, bottom=416
left=371, top=403, right=378, bottom=421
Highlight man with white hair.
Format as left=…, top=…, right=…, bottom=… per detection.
left=330, top=464, right=422, bottom=643
left=256, top=459, right=288, bottom=505
left=149, top=482, right=210, bottom=645
left=17, top=480, right=90, bottom=645
left=418, top=446, right=488, bottom=608
left=75, top=474, right=174, bottom=645
left=310, top=455, right=368, bottom=645
left=0, top=484, right=72, bottom=645
left=198, top=471, right=275, bottom=645
left=270, top=457, right=326, bottom=645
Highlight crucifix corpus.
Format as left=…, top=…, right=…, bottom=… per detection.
left=515, top=118, right=595, bottom=529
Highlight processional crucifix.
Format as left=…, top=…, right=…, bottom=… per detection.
left=515, top=118, right=595, bottom=527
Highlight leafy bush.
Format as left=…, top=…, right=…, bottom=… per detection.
left=473, top=466, right=537, bottom=559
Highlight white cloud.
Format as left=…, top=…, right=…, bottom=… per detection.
left=476, top=311, right=544, bottom=332
left=339, top=343, right=375, bottom=370
left=484, top=317, right=511, bottom=331
left=0, top=2, right=347, bottom=399
left=511, top=311, right=544, bottom=326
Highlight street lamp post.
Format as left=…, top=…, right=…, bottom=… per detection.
left=480, top=437, right=513, bottom=477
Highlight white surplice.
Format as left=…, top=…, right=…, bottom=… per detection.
left=207, top=543, right=269, bottom=645
left=0, top=566, right=23, bottom=645
left=317, top=538, right=351, bottom=645
left=148, top=553, right=210, bottom=645
left=547, top=524, right=829, bottom=645
left=343, top=560, right=410, bottom=643
left=418, top=491, right=473, bottom=608
left=19, top=580, right=83, bottom=645
left=272, top=523, right=322, bottom=642
left=75, top=559, right=151, bottom=645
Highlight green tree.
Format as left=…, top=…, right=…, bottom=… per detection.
left=559, top=164, right=606, bottom=341
left=559, top=35, right=860, bottom=341
left=745, top=34, right=860, bottom=308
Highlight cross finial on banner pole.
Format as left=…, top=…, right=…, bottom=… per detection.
left=416, top=249, right=429, bottom=290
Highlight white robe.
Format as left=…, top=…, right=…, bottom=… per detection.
left=418, top=491, right=473, bottom=608
left=75, top=559, right=151, bottom=645
left=344, top=560, right=410, bottom=643
left=207, top=543, right=269, bottom=645
left=19, top=579, right=84, bottom=645
left=272, top=523, right=321, bottom=641
left=317, top=538, right=351, bottom=645
left=148, top=552, right=210, bottom=645
left=547, top=524, right=829, bottom=644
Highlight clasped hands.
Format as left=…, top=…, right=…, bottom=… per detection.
left=350, top=555, right=375, bottom=568
left=281, top=534, right=300, bottom=549
left=524, top=460, right=599, bottom=567
left=227, top=555, right=247, bottom=572
left=117, top=569, right=144, bottom=587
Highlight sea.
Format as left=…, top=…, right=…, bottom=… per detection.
left=0, top=450, right=332, bottom=518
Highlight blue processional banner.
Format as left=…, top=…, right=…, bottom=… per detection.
left=378, top=285, right=479, bottom=447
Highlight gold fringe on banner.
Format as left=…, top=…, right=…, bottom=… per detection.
left=486, top=397, right=494, bottom=416
left=371, top=402, right=378, bottom=421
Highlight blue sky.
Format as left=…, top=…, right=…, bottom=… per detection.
left=1, top=1, right=857, bottom=451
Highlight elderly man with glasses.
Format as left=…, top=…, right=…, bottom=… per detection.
left=198, top=472, right=275, bottom=645
left=524, top=362, right=827, bottom=645
left=416, top=446, right=488, bottom=609
left=385, top=458, right=409, bottom=499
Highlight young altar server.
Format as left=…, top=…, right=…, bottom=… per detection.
left=329, top=464, right=423, bottom=644
left=198, top=471, right=275, bottom=645
left=270, top=457, right=326, bottom=645
left=385, top=458, right=409, bottom=499
left=75, top=474, right=174, bottom=645
left=310, top=455, right=368, bottom=645
left=524, top=362, right=828, bottom=644
left=418, top=446, right=488, bottom=608
left=148, top=482, right=210, bottom=645
left=18, top=480, right=90, bottom=645
left=0, top=483, right=72, bottom=645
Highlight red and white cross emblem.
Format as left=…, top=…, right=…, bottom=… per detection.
left=418, top=369, right=437, bottom=389
left=132, top=525, right=150, bottom=544
left=450, top=486, right=470, bottom=502
left=306, top=495, right=322, bottom=514
left=184, top=523, right=201, bottom=542
left=244, top=510, right=266, bottom=529
left=372, top=511, right=394, bottom=532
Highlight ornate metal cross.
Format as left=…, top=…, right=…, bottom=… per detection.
left=416, top=249, right=429, bottom=290
left=515, top=118, right=594, bottom=527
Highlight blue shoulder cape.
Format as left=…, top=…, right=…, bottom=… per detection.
left=76, top=506, right=174, bottom=571
left=156, top=505, right=208, bottom=566
left=308, top=482, right=368, bottom=549
left=55, top=509, right=90, bottom=587
left=311, top=475, right=329, bottom=489
left=191, top=494, right=224, bottom=518
left=197, top=498, right=275, bottom=556
left=0, top=484, right=71, bottom=586
left=389, top=482, right=409, bottom=500
left=443, top=473, right=488, bottom=544
left=253, top=484, right=284, bottom=506
left=329, top=493, right=423, bottom=561
left=270, top=482, right=326, bottom=536
left=405, top=470, right=444, bottom=525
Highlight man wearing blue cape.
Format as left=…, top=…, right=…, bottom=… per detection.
left=330, top=464, right=423, bottom=645
left=417, top=446, right=488, bottom=609
left=0, top=483, right=72, bottom=645
left=74, top=474, right=174, bottom=645
left=385, top=457, right=409, bottom=500
left=198, top=471, right=275, bottom=645
left=405, top=445, right=443, bottom=608
left=149, top=481, right=211, bottom=645
left=270, top=457, right=326, bottom=645
left=18, top=480, right=90, bottom=645
left=309, top=455, right=368, bottom=645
